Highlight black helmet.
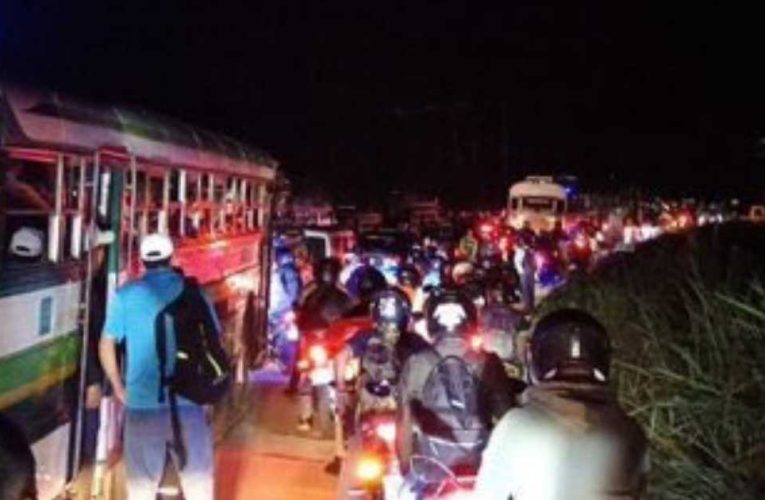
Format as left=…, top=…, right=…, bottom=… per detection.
left=274, top=246, right=295, bottom=267
left=425, top=288, right=477, bottom=338
left=530, top=309, right=611, bottom=384
left=371, top=288, right=411, bottom=332
left=314, top=257, right=341, bottom=286
left=347, top=265, right=388, bottom=301
left=397, top=264, right=421, bottom=288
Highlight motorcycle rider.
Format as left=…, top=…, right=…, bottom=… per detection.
left=475, top=309, right=649, bottom=500
left=295, top=257, right=353, bottom=427
left=396, top=263, right=422, bottom=304
left=343, top=262, right=388, bottom=316
left=332, top=288, right=430, bottom=481
left=514, top=229, right=537, bottom=313
left=268, top=246, right=303, bottom=386
left=396, top=289, right=525, bottom=493
left=479, top=274, right=525, bottom=363
left=457, top=227, right=479, bottom=262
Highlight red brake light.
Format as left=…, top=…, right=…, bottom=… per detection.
left=470, top=335, right=483, bottom=351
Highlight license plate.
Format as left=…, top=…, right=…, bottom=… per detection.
left=310, top=366, right=334, bottom=386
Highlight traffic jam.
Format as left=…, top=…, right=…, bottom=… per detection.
left=261, top=175, right=737, bottom=499
left=2, top=4, right=765, bottom=499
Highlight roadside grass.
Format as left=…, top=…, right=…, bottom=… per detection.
left=542, top=224, right=765, bottom=499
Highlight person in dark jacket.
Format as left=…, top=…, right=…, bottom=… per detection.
left=396, top=289, right=525, bottom=486
left=295, top=257, right=353, bottom=428
left=475, top=309, right=649, bottom=500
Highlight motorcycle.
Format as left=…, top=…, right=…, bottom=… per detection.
left=535, top=246, right=565, bottom=288
left=347, top=404, right=398, bottom=499
left=297, top=317, right=370, bottom=437
left=566, top=232, right=594, bottom=273
left=385, top=455, right=476, bottom=500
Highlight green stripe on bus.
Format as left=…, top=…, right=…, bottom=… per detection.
left=0, top=332, right=81, bottom=395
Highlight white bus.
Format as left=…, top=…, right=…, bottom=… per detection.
left=0, top=83, right=277, bottom=498
left=506, top=176, right=567, bottom=233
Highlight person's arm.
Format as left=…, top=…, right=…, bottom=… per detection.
left=395, top=358, right=416, bottom=474
left=98, top=337, right=126, bottom=404
left=100, top=293, right=127, bottom=404
left=483, top=352, right=525, bottom=421
left=334, top=345, right=352, bottom=395
left=474, top=414, right=516, bottom=500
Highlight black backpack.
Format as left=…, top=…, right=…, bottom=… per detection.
left=155, top=275, right=231, bottom=466
left=417, top=347, right=490, bottom=473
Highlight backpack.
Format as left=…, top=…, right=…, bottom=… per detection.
left=155, top=276, right=231, bottom=467
left=417, top=347, right=489, bottom=473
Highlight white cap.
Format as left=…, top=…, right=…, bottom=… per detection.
left=9, top=227, right=45, bottom=258
left=139, top=233, right=174, bottom=262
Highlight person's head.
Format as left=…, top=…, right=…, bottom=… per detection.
left=426, top=288, right=477, bottom=340
left=484, top=276, right=513, bottom=306
left=397, top=264, right=421, bottom=290
left=370, top=288, right=411, bottom=344
left=274, top=246, right=295, bottom=268
left=313, top=257, right=341, bottom=287
left=0, top=413, right=36, bottom=500
left=350, top=265, right=388, bottom=303
left=8, top=227, right=45, bottom=263
left=528, top=309, right=611, bottom=385
left=139, top=233, right=174, bottom=269
left=451, top=261, right=474, bottom=286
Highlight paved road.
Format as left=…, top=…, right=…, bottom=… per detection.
left=215, top=369, right=338, bottom=500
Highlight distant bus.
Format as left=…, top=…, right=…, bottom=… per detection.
left=506, top=176, right=567, bottom=233
left=0, top=83, right=277, bottom=498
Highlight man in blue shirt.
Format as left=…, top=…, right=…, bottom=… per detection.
left=99, top=233, right=216, bottom=500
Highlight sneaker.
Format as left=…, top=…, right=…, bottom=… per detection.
left=296, top=417, right=312, bottom=433
left=324, top=456, right=342, bottom=475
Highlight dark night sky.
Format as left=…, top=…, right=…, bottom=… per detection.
left=1, top=1, right=764, bottom=206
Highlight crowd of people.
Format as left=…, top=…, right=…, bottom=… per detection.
left=0, top=221, right=649, bottom=499
left=266, top=221, right=649, bottom=500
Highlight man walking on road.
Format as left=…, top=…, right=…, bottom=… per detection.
left=99, top=234, right=217, bottom=500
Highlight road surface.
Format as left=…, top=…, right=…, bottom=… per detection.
left=215, top=369, right=338, bottom=500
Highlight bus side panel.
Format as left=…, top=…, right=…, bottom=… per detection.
left=174, top=233, right=264, bottom=376
left=0, top=279, right=82, bottom=500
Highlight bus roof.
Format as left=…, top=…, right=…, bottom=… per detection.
left=508, top=178, right=566, bottom=199
left=0, top=83, right=277, bottom=180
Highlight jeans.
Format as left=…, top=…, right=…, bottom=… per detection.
left=124, top=405, right=213, bottom=500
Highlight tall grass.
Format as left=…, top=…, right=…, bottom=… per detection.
left=543, top=225, right=765, bottom=499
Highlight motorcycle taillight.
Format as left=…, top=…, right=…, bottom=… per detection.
left=356, top=453, right=384, bottom=482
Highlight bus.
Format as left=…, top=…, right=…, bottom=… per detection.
left=0, top=83, right=277, bottom=498
left=506, top=176, right=567, bottom=233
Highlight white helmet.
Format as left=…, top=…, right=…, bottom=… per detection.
left=139, top=233, right=174, bottom=262
left=9, top=227, right=44, bottom=259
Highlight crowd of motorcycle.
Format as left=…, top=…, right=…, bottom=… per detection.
left=265, top=220, right=649, bottom=499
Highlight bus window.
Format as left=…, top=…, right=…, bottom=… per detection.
left=185, top=172, right=204, bottom=238
left=522, top=197, right=556, bottom=212
left=62, top=159, right=91, bottom=260
left=167, top=169, right=183, bottom=239
left=1, top=158, right=55, bottom=266
left=510, top=198, right=519, bottom=211
left=249, top=183, right=261, bottom=230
